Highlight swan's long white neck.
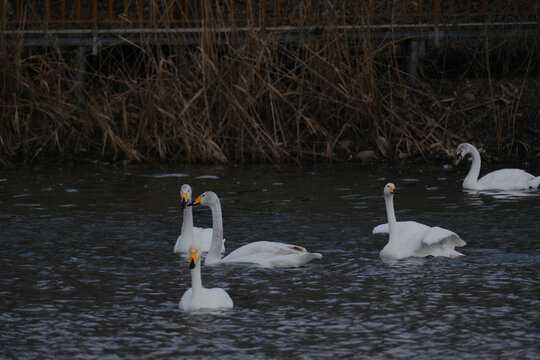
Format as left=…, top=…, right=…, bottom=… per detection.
left=181, top=206, right=195, bottom=240
left=463, top=146, right=481, bottom=189
left=190, top=260, right=203, bottom=297
left=205, top=199, right=224, bottom=265
left=385, top=195, right=399, bottom=244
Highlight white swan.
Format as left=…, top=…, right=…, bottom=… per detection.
left=455, top=143, right=540, bottom=191
left=179, top=244, right=234, bottom=312
left=189, top=191, right=323, bottom=268
left=373, top=183, right=466, bottom=260
left=173, top=184, right=225, bottom=254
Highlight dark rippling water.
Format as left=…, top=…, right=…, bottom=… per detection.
left=1, top=163, right=539, bottom=359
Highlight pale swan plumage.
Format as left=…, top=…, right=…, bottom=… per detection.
left=455, top=143, right=540, bottom=191
left=174, top=184, right=225, bottom=254
left=189, top=191, right=322, bottom=268
left=373, top=183, right=466, bottom=260
left=179, top=244, right=233, bottom=312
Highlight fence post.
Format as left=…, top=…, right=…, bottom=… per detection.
left=406, top=40, right=425, bottom=86
left=260, top=0, right=267, bottom=31
left=433, top=0, right=440, bottom=46
left=75, top=46, right=88, bottom=109
left=92, top=0, right=98, bottom=54
left=0, top=0, right=5, bottom=26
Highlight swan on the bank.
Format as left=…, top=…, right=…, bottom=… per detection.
left=174, top=184, right=225, bottom=254
left=455, top=143, right=540, bottom=191
left=179, top=244, right=233, bottom=312
left=189, top=191, right=322, bottom=268
left=373, top=183, right=466, bottom=260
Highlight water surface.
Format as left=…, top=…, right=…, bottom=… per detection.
left=1, top=163, right=539, bottom=359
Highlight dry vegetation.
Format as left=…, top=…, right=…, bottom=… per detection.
left=1, top=17, right=539, bottom=168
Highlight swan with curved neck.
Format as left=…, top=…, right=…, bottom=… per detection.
left=374, top=183, right=466, bottom=260
left=179, top=243, right=233, bottom=311
left=455, top=143, right=540, bottom=191
left=174, top=184, right=225, bottom=254
left=189, top=191, right=322, bottom=268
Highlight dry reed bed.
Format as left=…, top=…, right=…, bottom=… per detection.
left=1, top=23, right=539, bottom=167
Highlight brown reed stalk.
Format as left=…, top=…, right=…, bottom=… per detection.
left=1, top=5, right=539, bottom=167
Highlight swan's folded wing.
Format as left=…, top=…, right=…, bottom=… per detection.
left=223, top=241, right=322, bottom=268
left=193, top=227, right=226, bottom=253
left=372, top=223, right=389, bottom=234
left=193, top=226, right=211, bottom=238
left=227, top=241, right=309, bottom=258
left=422, top=226, right=466, bottom=247
left=205, top=288, right=233, bottom=309
left=268, top=252, right=323, bottom=268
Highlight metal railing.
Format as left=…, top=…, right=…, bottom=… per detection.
left=2, top=0, right=538, bottom=31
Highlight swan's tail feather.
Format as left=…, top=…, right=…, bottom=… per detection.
left=446, top=235, right=466, bottom=248
left=530, top=176, right=540, bottom=189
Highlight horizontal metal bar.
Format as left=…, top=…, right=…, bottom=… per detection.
left=2, top=26, right=538, bottom=48
left=2, top=21, right=538, bottom=37
left=6, top=10, right=536, bottom=25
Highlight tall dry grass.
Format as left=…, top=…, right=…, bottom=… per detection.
left=1, top=14, right=539, bottom=167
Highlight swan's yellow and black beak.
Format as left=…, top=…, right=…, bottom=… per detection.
left=390, top=185, right=397, bottom=195
left=188, top=194, right=202, bottom=207
left=180, top=191, right=189, bottom=208
left=189, top=251, right=197, bottom=269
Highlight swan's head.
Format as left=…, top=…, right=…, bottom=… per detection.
left=384, top=183, right=397, bottom=197
left=188, top=244, right=201, bottom=269
left=188, top=191, right=219, bottom=208
left=180, top=184, right=193, bottom=208
left=455, top=143, right=474, bottom=166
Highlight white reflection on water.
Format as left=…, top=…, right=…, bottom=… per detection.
left=195, top=175, right=220, bottom=179
left=142, top=173, right=189, bottom=178
left=465, top=189, right=540, bottom=201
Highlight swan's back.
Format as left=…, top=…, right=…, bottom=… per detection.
left=478, top=168, right=537, bottom=190
left=193, top=227, right=226, bottom=253
left=222, top=241, right=322, bottom=268
left=373, top=221, right=430, bottom=239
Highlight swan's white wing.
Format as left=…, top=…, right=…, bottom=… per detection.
left=222, top=241, right=322, bottom=268
left=225, top=241, right=308, bottom=257
left=265, top=253, right=323, bottom=268
left=379, top=223, right=466, bottom=259
left=373, top=221, right=430, bottom=239
left=200, top=288, right=233, bottom=309
left=372, top=223, right=388, bottom=234
left=193, top=227, right=212, bottom=241
left=421, top=226, right=466, bottom=247
left=179, top=288, right=193, bottom=311
left=478, top=169, right=536, bottom=190
left=404, top=226, right=467, bottom=258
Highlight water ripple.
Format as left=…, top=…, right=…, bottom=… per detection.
left=1, top=164, right=539, bottom=359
